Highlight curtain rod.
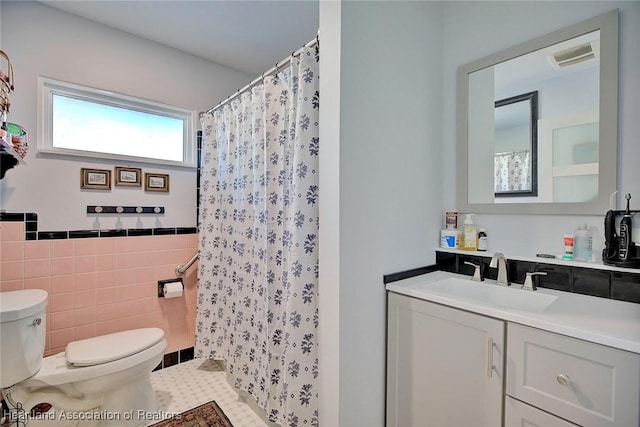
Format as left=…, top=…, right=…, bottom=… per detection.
left=203, top=35, right=318, bottom=115
left=495, top=149, right=531, bottom=156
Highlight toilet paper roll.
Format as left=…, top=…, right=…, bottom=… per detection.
left=163, top=281, right=183, bottom=298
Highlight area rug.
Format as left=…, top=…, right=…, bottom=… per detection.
left=151, top=401, right=233, bottom=427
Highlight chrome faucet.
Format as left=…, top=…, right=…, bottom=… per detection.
left=489, top=252, right=509, bottom=286
left=522, top=271, right=547, bottom=291
left=464, top=261, right=482, bottom=282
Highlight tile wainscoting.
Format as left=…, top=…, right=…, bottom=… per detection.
left=0, top=216, right=198, bottom=356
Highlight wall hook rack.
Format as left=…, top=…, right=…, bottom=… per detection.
left=87, top=205, right=165, bottom=214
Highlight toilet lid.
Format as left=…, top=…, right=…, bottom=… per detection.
left=0, top=289, right=47, bottom=321
left=65, top=328, right=165, bottom=366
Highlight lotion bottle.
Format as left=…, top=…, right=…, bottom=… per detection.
left=462, top=214, right=478, bottom=251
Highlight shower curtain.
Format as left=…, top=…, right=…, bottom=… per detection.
left=494, top=150, right=530, bottom=192
left=196, top=45, right=319, bottom=427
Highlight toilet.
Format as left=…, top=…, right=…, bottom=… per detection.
left=0, top=289, right=167, bottom=427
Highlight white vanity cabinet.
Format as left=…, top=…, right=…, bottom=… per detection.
left=386, top=292, right=504, bottom=427
left=506, top=323, right=640, bottom=427
left=386, top=270, right=640, bottom=427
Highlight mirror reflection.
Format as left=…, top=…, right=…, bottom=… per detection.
left=467, top=30, right=600, bottom=205
left=494, top=91, right=538, bottom=197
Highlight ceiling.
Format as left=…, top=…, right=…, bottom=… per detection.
left=37, top=0, right=319, bottom=76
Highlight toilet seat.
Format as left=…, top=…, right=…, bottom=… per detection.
left=66, top=328, right=165, bottom=366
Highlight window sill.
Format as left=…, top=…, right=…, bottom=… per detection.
left=37, top=147, right=197, bottom=169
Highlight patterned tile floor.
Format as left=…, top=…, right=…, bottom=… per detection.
left=149, top=359, right=269, bottom=427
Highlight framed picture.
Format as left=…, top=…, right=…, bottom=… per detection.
left=145, top=173, right=170, bottom=192
left=81, top=168, right=111, bottom=190
left=115, top=167, right=142, bottom=187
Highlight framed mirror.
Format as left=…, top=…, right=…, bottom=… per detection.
left=494, top=91, right=538, bottom=198
left=457, top=9, right=618, bottom=215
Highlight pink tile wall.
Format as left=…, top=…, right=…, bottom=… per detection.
left=0, top=222, right=198, bottom=356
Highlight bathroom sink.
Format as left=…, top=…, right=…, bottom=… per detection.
left=420, top=277, right=558, bottom=312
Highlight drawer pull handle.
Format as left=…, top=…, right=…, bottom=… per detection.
left=557, top=373, right=571, bottom=386
left=487, top=337, right=494, bottom=378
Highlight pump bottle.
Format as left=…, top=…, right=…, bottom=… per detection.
left=462, top=214, right=478, bottom=251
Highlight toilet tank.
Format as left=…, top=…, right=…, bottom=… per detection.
left=0, top=290, right=48, bottom=388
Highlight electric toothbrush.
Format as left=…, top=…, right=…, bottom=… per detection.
left=619, top=193, right=632, bottom=261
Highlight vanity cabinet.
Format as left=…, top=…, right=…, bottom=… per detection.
left=386, top=290, right=640, bottom=427
left=506, top=323, right=640, bottom=427
left=386, top=293, right=504, bottom=427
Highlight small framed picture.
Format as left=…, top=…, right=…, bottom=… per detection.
left=145, top=173, right=170, bottom=192
left=81, top=168, right=111, bottom=190
left=115, top=167, right=142, bottom=187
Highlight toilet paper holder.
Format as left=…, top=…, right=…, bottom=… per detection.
left=157, top=278, right=184, bottom=298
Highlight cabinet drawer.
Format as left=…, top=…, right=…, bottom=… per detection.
left=507, top=323, right=640, bottom=427
left=505, top=396, right=578, bottom=427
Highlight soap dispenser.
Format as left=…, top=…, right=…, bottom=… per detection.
left=462, top=214, right=478, bottom=251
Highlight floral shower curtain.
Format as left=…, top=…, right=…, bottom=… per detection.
left=195, top=45, right=319, bottom=427
left=494, top=150, right=531, bottom=192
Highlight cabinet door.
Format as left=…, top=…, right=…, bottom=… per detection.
left=386, top=292, right=504, bottom=427
left=505, top=396, right=579, bottom=427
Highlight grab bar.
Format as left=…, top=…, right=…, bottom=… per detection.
left=175, top=252, right=199, bottom=276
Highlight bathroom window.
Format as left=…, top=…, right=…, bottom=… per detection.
left=38, top=77, right=197, bottom=166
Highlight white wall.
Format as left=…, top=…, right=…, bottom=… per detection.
left=533, top=68, right=599, bottom=120
left=442, top=1, right=640, bottom=258
left=0, top=1, right=251, bottom=230
left=319, top=1, right=444, bottom=426
left=318, top=1, right=341, bottom=426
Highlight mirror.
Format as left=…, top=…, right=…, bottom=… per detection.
left=494, top=91, right=538, bottom=198
left=457, top=9, right=618, bottom=214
